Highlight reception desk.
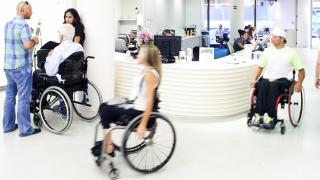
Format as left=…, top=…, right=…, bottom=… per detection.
left=114, top=52, right=257, bottom=120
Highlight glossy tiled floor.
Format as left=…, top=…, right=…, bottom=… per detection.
left=0, top=48, right=320, bottom=180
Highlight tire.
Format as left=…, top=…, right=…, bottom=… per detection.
left=72, top=80, right=102, bottom=122
left=39, top=86, right=73, bottom=134
left=121, top=113, right=176, bottom=173
left=247, top=89, right=256, bottom=127
left=288, top=82, right=304, bottom=127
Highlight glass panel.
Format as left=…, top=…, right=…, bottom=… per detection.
left=244, top=0, right=254, bottom=27
left=312, top=0, right=320, bottom=48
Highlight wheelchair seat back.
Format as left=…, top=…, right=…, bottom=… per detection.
left=36, top=49, right=50, bottom=70
left=58, top=51, right=85, bottom=86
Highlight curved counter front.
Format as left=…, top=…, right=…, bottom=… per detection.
left=114, top=53, right=257, bottom=121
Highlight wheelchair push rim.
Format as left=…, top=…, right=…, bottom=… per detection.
left=39, top=86, right=73, bottom=134
left=121, top=112, right=176, bottom=173
left=72, top=80, right=102, bottom=122
left=288, top=82, right=304, bottom=127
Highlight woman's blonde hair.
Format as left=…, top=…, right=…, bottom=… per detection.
left=141, top=46, right=162, bottom=82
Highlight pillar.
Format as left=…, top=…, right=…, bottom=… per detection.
left=76, top=0, right=115, bottom=100
left=229, top=0, right=244, bottom=44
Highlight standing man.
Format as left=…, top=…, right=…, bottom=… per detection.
left=3, top=1, right=41, bottom=137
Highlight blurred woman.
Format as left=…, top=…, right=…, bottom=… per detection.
left=99, top=46, right=162, bottom=155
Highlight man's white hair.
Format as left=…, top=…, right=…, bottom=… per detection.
left=59, top=24, right=75, bottom=41
left=16, top=1, right=28, bottom=14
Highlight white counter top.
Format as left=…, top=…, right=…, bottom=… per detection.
left=114, top=52, right=257, bottom=120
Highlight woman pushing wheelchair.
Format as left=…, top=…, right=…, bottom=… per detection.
left=250, top=27, right=305, bottom=129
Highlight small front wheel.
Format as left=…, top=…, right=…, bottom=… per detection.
left=109, top=168, right=120, bottom=180
left=281, top=126, right=286, bottom=135
left=33, top=114, right=42, bottom=128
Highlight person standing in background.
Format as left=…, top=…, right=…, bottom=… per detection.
left=3, top=1, right=41, bottom=137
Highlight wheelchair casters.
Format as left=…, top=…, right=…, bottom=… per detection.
left=109, top=162, right=120, bottom=180
left=33, top=114, right=42, bottom=128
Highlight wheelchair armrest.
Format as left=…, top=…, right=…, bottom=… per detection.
left=86, top=56, right=95, bottom=61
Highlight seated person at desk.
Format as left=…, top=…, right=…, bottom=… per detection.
left=233, top=29, right=248, bottom=52
left=215, top=24, right=229, bottom=46
left=247, top=26, right=257, bottom=44
left=253, top=28, right=271, bottom=51
left=162, top=29, right=173, bottom=36
left=33, top=24, right=84, bottom=91
left=250, top=27, right=305, bottom=128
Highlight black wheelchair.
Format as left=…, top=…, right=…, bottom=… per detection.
left=247, top=71, right=305, bottom=135
left=91, top=97, right=177, bottom=179
left=30, top=49, right=102, bottom=134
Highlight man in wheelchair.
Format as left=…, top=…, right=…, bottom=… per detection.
left=32, top=24, right=84, bottom=100
left=250, top=27, right=305, bottom=129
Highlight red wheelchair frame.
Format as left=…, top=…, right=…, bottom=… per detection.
left=247, top=74, right=304, bottom=134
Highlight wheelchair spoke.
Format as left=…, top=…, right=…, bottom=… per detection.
left=144, top=148, right=149, bottom=170
left=137, top=149, right=148, bottom=169
left=153, top=145, right=169, bottom=157
left=153, top=143, right=173, bottom=151
left=151, top=147, right=162, bottom=166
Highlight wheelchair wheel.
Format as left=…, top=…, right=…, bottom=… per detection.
left=247, top=89, right=256, bottom=127
left=121, top=113, right=176, bottom=173
left=288, top=82, right=304, bottom=127
left=39, top=86, right=73, bottom=134
left=72, top=80, right=102, bottom=122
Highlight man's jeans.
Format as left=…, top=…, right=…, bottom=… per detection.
left=3, top=66, right=34, bottom=136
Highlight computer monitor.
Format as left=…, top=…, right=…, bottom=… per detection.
left=154, top=35, right=182, bottom=63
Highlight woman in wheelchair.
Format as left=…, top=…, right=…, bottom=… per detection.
left=250, top=27, right=305, bottom=129
left=99, top=46, right=162, bottom=156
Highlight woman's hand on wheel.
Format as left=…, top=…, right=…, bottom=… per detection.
left=137, top=124, right=147, bottom=139
left=294, top=82, right=303, bottom=92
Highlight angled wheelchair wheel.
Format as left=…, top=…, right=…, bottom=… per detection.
left=39, top=86, right=73, bottom=134
left=288, top=82, right=304, bottom=127
left=72, top=80, right=102, bottom=122
left=121, top=112, right=176, bottom=173
left=247, top=88, right=256, bottom=127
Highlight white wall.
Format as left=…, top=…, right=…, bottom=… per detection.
left=115, top=0, right=122, bottom=35
left=144, top=0, right=186, bottom=35
left=297, top=0, right=311, bottom=48
left=280, top=0, right=297, bottom=47
left=76, top=0, right=115, bottom=99
left=118, top=0, right=143, bottom=34
left=185, top=0, right=203, bottom=35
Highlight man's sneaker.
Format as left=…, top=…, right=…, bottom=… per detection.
left=252, top=113, right=263, bottom=125
left=263, top=115, right=274, bottom=129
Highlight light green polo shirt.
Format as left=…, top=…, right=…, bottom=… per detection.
left=258, top=46, right=304, bottom=80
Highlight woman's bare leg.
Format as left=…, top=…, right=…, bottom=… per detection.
left=104, top=130, right=114, bottom=154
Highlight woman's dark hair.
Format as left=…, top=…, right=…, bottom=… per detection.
left=63, top=8, right=85, bottom=31
left=238, top=29, right=247, bottom=36
left=284, top=38, right=287, bottom=44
